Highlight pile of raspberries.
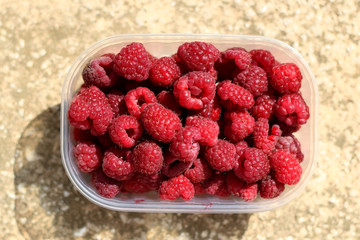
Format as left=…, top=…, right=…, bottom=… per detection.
left=69, top=41, right=309, bottom=201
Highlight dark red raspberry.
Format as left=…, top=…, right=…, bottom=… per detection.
left=107, top=90, right=127, bottom=117
left=226, top=172, right=258, bottom=201
left=270, top=150, right=302, bottom=185
left=133, top=141, right=164, bottom=175
left=184, top=158, right=213, bottom=183
left=203, top=173, right=230, bottom=197
left=177, top=41, right=220, bottom=71
left=162, top=152, right=194, bottom=178
left=188, top=96, right=221, bottom=121
left=276, top=121, right=301, bottom=136
left=169, top=126, right=201, bottom=162
left=234, top=65, right=268, bottom=97
left=173, top=71, right=216, bottom=109
left=149, top=56, right=182, bottom=87
left=141, top=103, right=182, bottom=143
left=253, top=118, right=281, bottom=155
left=234, top=141, right=248, bottom=164
left=250, top=49, right=276, bottom=74
left=251, top=94, right=276, bottom=119
left=108, top=115, right=143, bottom=148
left=157, top=90, right=182, bottom=116
left=205, top=140, right=236, bottom=172
left=234, top=147, right=270, bottom=183
left=185, top=116, right=219, bottom=146
left=276, top=135, right=304, bottom=162
left=224, top=110, right=255, bottom=143
left=82, top=55, right=117, bottom=88
left=68, top=86, right=113, bottom=136
left=274, top=93, right=310, bottom=126
left=217, top=80, right=254, bottom=109
left=159, top=175, right=195, bottom=200
left=193, top=182, right=206, bottom=194
left=259, top=173, right=285, bottom=199
left=113, top=42, right=152, bottom=81
left=91, top=169, right=121, bottom=198
left=73, top=128, right=96, bottom=142
left=270, top=63, right=302, bottom=93
left=124, top=87, right=157, bottom=119
left=73, top=141, right=102, bottom=173
left=122, top=173, right=162, bottom=193
left=222, top=47, right=251, bottom=70
left=102, top=147, right=134, bottom=181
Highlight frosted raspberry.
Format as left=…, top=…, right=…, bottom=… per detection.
left=224, top=110, right=255, bottom=143
left=162, top=152, right=194, bottom=178
left=217, top=80, right=254, bottom=109
left=184, top=158, right=213, bottom=183
left=159, top=175, right=195, bottom=200
left=133, top=141, right=164, bottom=175
left=259, top=173, right=285, bottom=199
left=124, top=87, right=157, bottom=119
left=185, top=116, right=219, bottom=146
left=250, top=49, right=276, bottom=74
left=122, top=173, right=162, bottom=193
left=270, top=150, right=302, bottom=185
left=188, top=96, right=221, bottom=121
left=169, top=126, right=201, bottom=162
left=270, top=63, right=302, bottom=93
left=205, top=140, right=236, bottom=172
left=91, top=169, right=121, bottom=198
left=226, top=172, right=258, bottom=201
left=251, top=94, right=276, bottom=119
left=157, top=90, right=183, bottom=115
left=149, top=56, right=182, bottom=87
left=82, top=55, right=118, bottom=88
left=73, top=141, right=102, bottom=173
left=108, top=115, right=143, bottom=148
left=276, top=135, right=304, bottom=162
left=234, top=65, right=268, bottom=96
left=253, top=118, right=281, bottom=155
left=203, top=173, right=230, bottom=197
left=107, top=90, right=127, bottom=117
left=102, top=147, right=134, bottom=181
left=274, top=93, right=310, bottom=126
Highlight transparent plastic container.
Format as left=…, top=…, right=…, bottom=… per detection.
left=61, top=34, right=318, bottom=213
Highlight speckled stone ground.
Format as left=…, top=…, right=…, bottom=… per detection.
left=1, top=0, right=359, bottom=239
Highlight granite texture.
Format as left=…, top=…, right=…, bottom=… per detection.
left=1, top=0, right=359, bottom=239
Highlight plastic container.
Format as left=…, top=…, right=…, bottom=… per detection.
left=61, top=34, right=318, bottom=213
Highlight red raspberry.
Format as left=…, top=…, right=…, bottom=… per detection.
left=203, top=173, right=230, bottom=197
left=102, top=147, right=134, bottom=181
left=251, top=94, right=276, bottom=119
left=226, top=172, right=258, bottom=201
left=270, top=150, right=302, bottom=185
left=276, top=135, right=304, bottom=162
left=68, top=86, right=113, bottom=136
left=193, top=182, right=206, bottom=194
left=234, top=141, right=248, bottom=164
left=159, top=175, right=195, bottom=200
left=133, top=141, right=164, bottom=175
left=250, top=49, right=276, bottom=74
left=73, top=128, right=96, bottom=142
left=274, top=93, right=310, bottom=126
left=188, top=96, right=221, bottom=121
left=82, top=55, right=117, bottom=88
left=234, top=65, right=268, bottom=97
left=107, top=90, right=127, bottom=117
left=91, top=169, right=121, bottom=198
left=113, top=42, right=152, bottom=81
left=223, top=110, right=255, bottom=143
left=205, top=140, right=236, bottom=172
left=222, top=47, right=252, bottom=70
left=217, top=80, right=254, bottom=109
left=162, top=152, right=194, bottom=178
left=149, top=56, right=182, bottom=87
left=73, top=141, right=102, bottom=173
left=157, top=90, right=182, bottom=116
left=177, top=41, right=220, bottom=71
left=270, top=63, right=302, bottom=93
left=259, top=173, right=285, bottom=199
left=173, top=71, right=216, bottom=109
left=122, top=173, right=162, bottom=193
left=234, top=147, right=270, bottom=183
left=169, top=126, right=201, bottom=162
left=185, top=116, right=219, bottom=146
left=124, top=87, right=157, bottom=119
left=276, top=121, right=301, bottom=136
left=184, top=158, right=213, bottom=183
left=141, top=103, right=182, bottom=143
left=108, top=115, right=143, bottom=148
left=253, top=118, right=281, bottom=155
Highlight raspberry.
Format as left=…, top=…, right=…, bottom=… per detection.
left=185, top=116, right=219, bottom=146
left=133, top=141, right=164, bottom=175
left=251, top=94, right=276, bottom=119
left=107, top=90, right=127, bottom=117
left=97, top=132, right=115, bottom=149
left=253, top=118, right=281, bottom=155
left=68, top=86, right=113, bottom=135
left=124, top=87, right=157, bottom=119
left=193, top=182, right=206, bottom=194
left=122, top=173, right=162, bottom=193
left=73, top=128, right=95, bottom=142
left=203, top=173, right=230, bottom=197
left=157, top=90, right=182, bottom=115
left=173, top=71, right=216, bottom=109
left=184, top=158, right=213, bottom=183
left=233, top=65, right=268, bottom=97
left=226, top=172, right=258, bottom=201
left=177, top=41, right=220, bottom=71
left=159, top=175, right=195, bottom=200
left=141, top=103, right=182, bottom=143
left=223, top=110, right=255, bottom=143
left=169, top=126, right=201, bottom=162
left=250, top=49, right=276, bottom=74
left=270, top=150, right=302, bottom=185
left=274, top=93, right=310, bottom=126
left=234, top=147, right=270, bottom=183
left=149, top=56, right=182, bottom=87
left=276, top=135, right=304, bottom=162
left=73, top=141, right=102, bottom=173
left=276, top=121, right=301, bottom=136
left=102, top=147, right=134, bottom=181
left=82, top=55, right=117, bottom=88
left=259, top=173, right=285, bottom=199
left=113, top=42, right=152, bottom=81
left=204, top=140, right=236, bottom=172
left=270, top=63, right=302, bottom=93
left=217, top=80, right=254, bottom=109
left=162, top=152, right=194, bottom=178
left=108, top=115, right=143, bottom=148
left=188, top=96, right=221, bottom=121
left=91, top=169, right=121, bottom=198
left=222, top=47, right=252, bottom=70
left=234, top=141, right=248, bottom=164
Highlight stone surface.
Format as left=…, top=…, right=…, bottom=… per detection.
left=1, top=0, right=359, bottom=239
